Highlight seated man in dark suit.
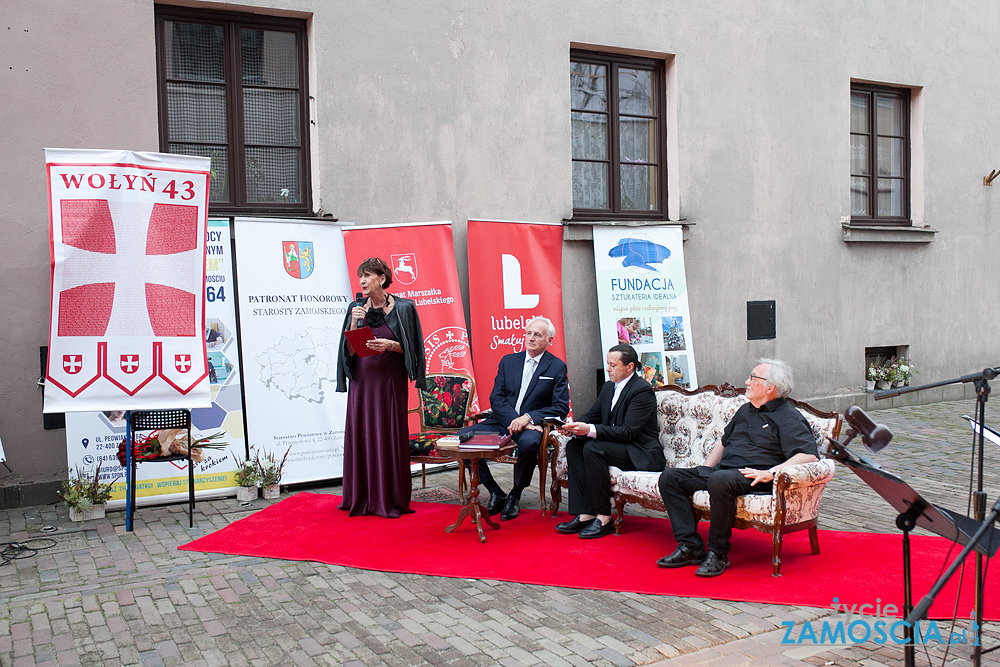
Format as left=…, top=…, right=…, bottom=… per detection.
left=460, top=317, right=569, bottom=520
left=555, top=344, right=663, bottom=539
left=656, top=358, right=818, bottom=577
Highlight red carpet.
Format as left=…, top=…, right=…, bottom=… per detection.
left=180, top=492, right=999, bottom=620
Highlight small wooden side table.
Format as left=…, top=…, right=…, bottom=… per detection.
left=437, top=436, right=514, bottom=543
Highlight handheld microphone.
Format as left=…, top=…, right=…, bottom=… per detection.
left=354, top=292, right=364, bottom=327
left=843, top=405, right=893, bottom=453
left=457, top=432, right=472, bottom=443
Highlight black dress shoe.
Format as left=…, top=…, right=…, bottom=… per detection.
left=579, top=518, right=615, bottom=539
left=656, top=544, right=707, bottom=568
left=486, top=492, right=508, bottom=516
left=695, top=551, right=730, bottom=577
left=555, top=516, right=589, bottom=534
left=500, top=495, right=520, bottom=521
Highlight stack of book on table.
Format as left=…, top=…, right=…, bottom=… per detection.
left=435, top=434, right=513, bottom=450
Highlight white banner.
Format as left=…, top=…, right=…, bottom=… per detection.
left=64, top=219, right=246, bottom=507
left=593, top=226, right=698, bottom=389
left=44, top=148, right=212, bottom=412
left=234, top=218, right=352, bottom=484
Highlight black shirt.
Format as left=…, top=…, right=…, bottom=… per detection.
left=718, top=397, right=818, bottom=469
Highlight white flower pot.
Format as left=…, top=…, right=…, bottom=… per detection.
left=69, top=504, right=105, bottom=522
left=893, top=379, right=904, bottom=387
left=875, top=380, right=890, bottom=391
left=865, top=380, right=876, bottom=392
left=262, top=484, right=280, bottom=500
left=236, top=486, right=258, bottom=502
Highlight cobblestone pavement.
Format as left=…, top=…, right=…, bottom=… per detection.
left=2, top=399, right=998, bottom=666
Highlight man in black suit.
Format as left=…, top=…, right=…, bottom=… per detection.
left=460, top=317, right=570, bottom=520
left=556, top=344, right=663, bottom=539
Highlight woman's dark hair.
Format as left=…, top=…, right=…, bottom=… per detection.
left=356, top=257, right=392, bottom=289
left=609, top=343, right=639, bottom=370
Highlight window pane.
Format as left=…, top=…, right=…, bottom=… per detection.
left=169, top=143, right=229, bottom=202
left=245, top=147, right=301, bottom=203
left=571, top=111, right=608, bottom=160
left=164, top=21, right=224, bottom=82
left=244, top=89, right=300, bottom=145
left=167, top=82, right=227, bottom=143
left=621, top=164, right=656, bottom=211
left=851, top=176, right=869, bottom=216
left=850, top=93, right=869, bottom=133
left=877, top=178, right=903, bottom=217
left=876, top=94, right=904, bottom=135
left=241, top=29, right=298, bottom=87
left=571, top=62, right=607, bottom=111
left=572, top=162, right=608, bottom=209
left=620, top=117, right=654, bottom=163
left=618, top=68, right=654, bottom=115
left=876, top=137, right=903, bottom=176
left=851, top=135, right=869, bottom=176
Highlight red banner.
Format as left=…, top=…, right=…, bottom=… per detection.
left=467, top=220, right=566, bottom=412
left=342, top=222, right=478, bottom=414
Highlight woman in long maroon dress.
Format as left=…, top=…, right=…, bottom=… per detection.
left=336, top=257, right=425, bottom=517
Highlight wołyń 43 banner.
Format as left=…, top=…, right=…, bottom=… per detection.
left=342, top=222, right=479, bottom=420
left=44, top=149, right=212, bottom=412
left=466, top=220, right=567, bottom=413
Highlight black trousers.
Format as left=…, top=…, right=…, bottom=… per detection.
left=657, top=466, right=772, bottom=557
left=461, top=423, right=543, bottom=496
left=565, top=438, right=638, bottom=516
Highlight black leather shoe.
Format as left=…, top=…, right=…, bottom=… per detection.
left=656, top=545, right=707, bottom=568
left=486, top=492, right=508, bottom=516
left=555, top=516, right=589, bottom=534
left=500, top=495, right=520, bottom=521
left=579, top=518, right=615, bottom=539
left=695, top=551, right=730, bottom=577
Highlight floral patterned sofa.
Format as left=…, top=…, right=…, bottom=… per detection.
left=550, top=383, right=842, bottom=575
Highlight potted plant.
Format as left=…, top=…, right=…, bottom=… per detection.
left=865, top=360, right=880, bottom=392
left=897, top=358, right=915, bottom=386
left=231, top=453, right=260, bottom=502
left=255, top=446, right=291, bottom=500
left=59, top=463, right=119, bottom=522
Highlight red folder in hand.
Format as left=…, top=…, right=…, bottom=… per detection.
left=345, top=327, right=380, bottom=357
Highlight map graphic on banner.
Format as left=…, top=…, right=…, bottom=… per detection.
left=65, top=219, right=245, bottom=508
left=235, top=218, right=352, bottom=484
left=44, top=148, right=211, bottom=413
left=342, top=222, right=479, bottom=417
left=467, top=220, right=567, bottom=412
left=593, top=226, right=698, bottom=389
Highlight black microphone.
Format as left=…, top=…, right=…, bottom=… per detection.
left=843, top=405, right=893, bottom=453
left=354, top=292, right=364, bottom=327
left=457, top=432, right=472, bottom=443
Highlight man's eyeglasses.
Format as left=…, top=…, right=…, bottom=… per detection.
left=749, top=374, right=768, bottom=383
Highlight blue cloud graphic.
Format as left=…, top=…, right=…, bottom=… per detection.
left=608, top=238, right=671, bottom=270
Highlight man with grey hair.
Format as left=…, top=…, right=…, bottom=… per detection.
left=459, top=316, right=569, bottom=520
left=656, top=359, right=818, bottom=577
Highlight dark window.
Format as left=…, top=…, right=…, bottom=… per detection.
left=570, top=50, right=667, bottom=220
left=155, top=6, right=311, bottom=215
left=850, top=84, right=909, bottom=225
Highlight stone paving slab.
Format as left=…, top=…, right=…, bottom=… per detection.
left=1, top=399, right=997, bottom=666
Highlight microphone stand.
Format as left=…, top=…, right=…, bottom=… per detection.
left=876, top=367, right=998, bottom=667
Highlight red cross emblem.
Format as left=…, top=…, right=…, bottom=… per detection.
left=63, top=355, right=83, bottom=374
left=174, top=354, right=191, bottom=372
left=120, top=354, right=140, bottom=374
left=56, top=200, right=199, bottom=337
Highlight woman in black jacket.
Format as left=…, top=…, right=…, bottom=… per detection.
left=336, top=257, right=425, bottom=517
